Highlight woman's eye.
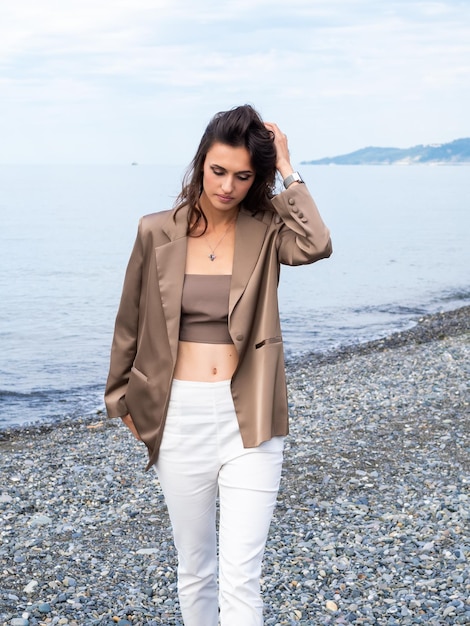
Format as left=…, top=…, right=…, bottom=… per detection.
left=238, top=175, right=251, bottom=181
left=212, top=169, right=224, bottom=176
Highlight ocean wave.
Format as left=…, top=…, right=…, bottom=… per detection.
left=0, top=384, right=104, bottom=430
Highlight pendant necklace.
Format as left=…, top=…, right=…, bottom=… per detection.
left=203, top=220, right=235, bottom=261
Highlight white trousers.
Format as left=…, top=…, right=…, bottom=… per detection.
left=155, top=379, right=284, bottom=626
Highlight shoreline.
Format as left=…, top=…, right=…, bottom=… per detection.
left=1, top=304, right=468, bottom=443
left=1, top=305, right=468, bottom=625
left=288, top=303, right=470, bottom=368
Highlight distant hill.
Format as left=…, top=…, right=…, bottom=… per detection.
left=302, top=138, right=470, bottom=165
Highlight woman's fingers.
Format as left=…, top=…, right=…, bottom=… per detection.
left=121, top=414, right=142, bottom=441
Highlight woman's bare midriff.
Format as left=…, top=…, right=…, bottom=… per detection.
left=173, top=341, right=239, bottom=382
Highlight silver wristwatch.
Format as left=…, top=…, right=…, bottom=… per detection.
left=283, top=171, right=304, bottom=189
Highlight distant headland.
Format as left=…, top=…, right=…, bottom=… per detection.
left=302, top=138, right=470, bottom=165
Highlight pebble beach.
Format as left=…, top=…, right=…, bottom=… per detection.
left=1, top=306, right=468, bottom=626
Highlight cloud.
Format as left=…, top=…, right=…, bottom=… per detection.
left=0, top=0, right=469, bottom=163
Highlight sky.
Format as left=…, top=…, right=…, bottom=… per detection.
left=1, top=0, right=469, bottom=165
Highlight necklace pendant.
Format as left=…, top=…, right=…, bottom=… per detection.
left=209, top=253, right=216, bottom=261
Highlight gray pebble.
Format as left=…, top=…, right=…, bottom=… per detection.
left=0, top=308, right=468, bottom=625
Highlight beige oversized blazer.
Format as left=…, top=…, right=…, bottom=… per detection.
left=105, top=183, right=332, bottom=469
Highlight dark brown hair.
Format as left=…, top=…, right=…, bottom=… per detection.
left=174, top=105, right=277, bottom=235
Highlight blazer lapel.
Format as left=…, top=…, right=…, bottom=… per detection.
left=154, top=206, right=268, bottom=361
left=230, top=209, right=268, bottom=316
left=155, top=209, right=188, bottom=364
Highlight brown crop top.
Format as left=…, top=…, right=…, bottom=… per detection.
left=179, top=274, right=233, bottom=344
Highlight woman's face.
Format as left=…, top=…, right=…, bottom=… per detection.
left=200, top=142, right=255, bottom=214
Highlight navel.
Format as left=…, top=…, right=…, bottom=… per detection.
left=212, top=367, right=218, bottom=376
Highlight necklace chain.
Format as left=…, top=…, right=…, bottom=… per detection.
left=203, top=220, right=235, bottom=261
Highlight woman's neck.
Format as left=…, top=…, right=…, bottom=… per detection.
left=197, top=195, right=240, bottom=232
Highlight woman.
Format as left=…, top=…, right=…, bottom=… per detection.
left=105, top=104, right=332, bottom=625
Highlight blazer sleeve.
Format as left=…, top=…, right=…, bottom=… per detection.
left=270, top=183, right=332, bottom=265
left=104, top=220, right=144, bottom=418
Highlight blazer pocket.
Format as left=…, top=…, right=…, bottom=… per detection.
left=255, top=336, right=283, bottom=349
left=131, top=366, right=149, bottom=382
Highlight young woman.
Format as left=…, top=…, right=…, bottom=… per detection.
left=105, top=104, right=332, bottom=625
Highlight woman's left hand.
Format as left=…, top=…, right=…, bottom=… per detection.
left=121, top=413, right=143, bottom=441
left=264, top=122, right=295, bottom=179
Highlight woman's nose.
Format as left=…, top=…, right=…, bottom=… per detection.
left=221, top=176, right=234, bottom=193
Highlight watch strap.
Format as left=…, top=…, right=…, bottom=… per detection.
left=283, top=171, right=304, bottom=189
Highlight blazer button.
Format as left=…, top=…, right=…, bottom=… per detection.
left=236, top=334, right=244, bottom=342
left=298, top=212, right=304, bottom=218
left=288, top=198, right=295, bottom=206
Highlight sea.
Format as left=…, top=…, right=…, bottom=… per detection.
left=1, top=164, right=469, bottom=429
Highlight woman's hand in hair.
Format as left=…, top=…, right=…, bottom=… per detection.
left=121, top=413, right=143, bottom=441
left=264, top=122, right=295, bottom=179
